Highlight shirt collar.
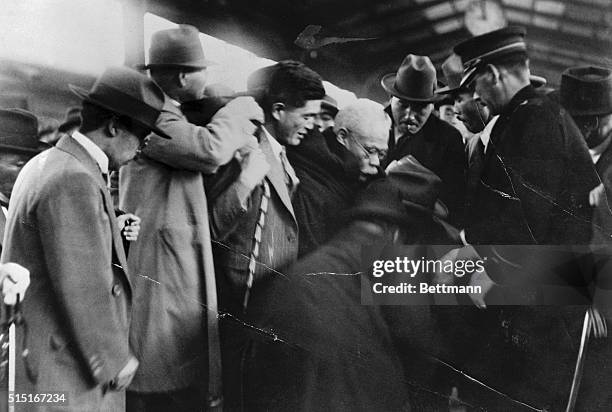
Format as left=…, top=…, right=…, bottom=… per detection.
left=71, top=131, right=109, bottom=174
left=261, top=126, right=283, bottom=160
left=479, top=115, right=499, bottom=153
left=590, top=135, right=612, bottom=164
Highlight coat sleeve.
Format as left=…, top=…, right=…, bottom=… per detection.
left=36, top=173, right=130, bottom=385
left=142, top=100, right=257, bottom=174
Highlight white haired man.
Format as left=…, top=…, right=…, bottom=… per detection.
left=289, top=98, right=391, bottom=256
left=334, top=98, right=391, bottom=182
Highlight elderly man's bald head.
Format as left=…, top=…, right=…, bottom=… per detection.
left=334, top=99, right=391, bottom=179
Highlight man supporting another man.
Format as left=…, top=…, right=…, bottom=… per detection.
left=119, top=25, right=262, bottom=411
left=1, top=67, right=168, bottom=410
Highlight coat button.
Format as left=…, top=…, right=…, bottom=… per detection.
left=287, top=234, right=295, bottom=242
left=112, top=284, right=122, bottom=296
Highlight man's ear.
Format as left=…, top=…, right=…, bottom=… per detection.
left=105, top=117, right=120, bottom=138
left=178, top=71, right=188, bottom=88
left=336, top=127, right=349, bottom=146
left=271, top=102, right=285, bottom=121
left=486, top=64, right=501, bottom=84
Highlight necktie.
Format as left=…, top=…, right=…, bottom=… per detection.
left=279, top=147, right=299, bottom=195
left=243, top=180, right=270, bottom=311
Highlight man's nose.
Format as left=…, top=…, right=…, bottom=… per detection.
left=314, top=115, right=323, bottom=129
left=305, top=117, right=315, bottom=130
left=369, top=154, right=380, bottom=167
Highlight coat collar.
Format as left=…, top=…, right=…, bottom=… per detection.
left=54, top=135, right=130, bottom=276
left=56, top=135, right=108, bottom=188
left=257, top=129, right=296, bottom=221
left=501, top=85, right=537, bottom=119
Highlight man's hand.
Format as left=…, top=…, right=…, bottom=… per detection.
left=238, top=148, right=270, bottom=189
left=117, top=213, right=141, bottom=242
left=0, top=262, right=30, bottom=306
left=110, top=355, right=139, bottom=391
left=468, top=268, right=496, bottom=309
left=220, top=96, right=264, bottom=134
left=589, top=183, right=606, bottom=207
left=590, top=306, right=608, bottom=338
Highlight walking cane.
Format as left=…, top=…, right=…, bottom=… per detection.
left=1, top=294, right=20, bottom=412
left=565, top=309, right=591, bottom=412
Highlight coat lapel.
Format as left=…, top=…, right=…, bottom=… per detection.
left=55, top=136, right=130, bottom=274
left=258, top=131, right=296, bottom=221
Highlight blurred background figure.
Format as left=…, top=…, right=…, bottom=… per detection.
left=37, top=116, right=60, bottom=147
left=57, top=107, right=83, bottom=138
left=435, top=94, right=470, bottom=140
left=560, top=65, right=612, bottom=244
left=314, top=94, right=338, bottom=133
left=0, top=109, right=45, bottom=254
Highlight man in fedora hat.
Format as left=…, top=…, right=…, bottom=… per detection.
left=382, top=54, right=466, bottom=226
left=560, top=65, right=612, bottom=244
left=0, top=66, right=169, bottom=411
left=119, top=24, right=264, bottom=411
left=0, top=109, right=46, bottom=253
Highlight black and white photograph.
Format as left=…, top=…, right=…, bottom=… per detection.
left=1, top=0, right=612, bottom=411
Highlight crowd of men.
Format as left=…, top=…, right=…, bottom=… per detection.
left=1, top=23, right=612, bottom=411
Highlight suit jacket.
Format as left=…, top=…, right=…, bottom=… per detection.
left=387, top=114, right=467, bottom=226
left=1, top=136, right=131, bottom=411
left=208, top=130, right=299, bottom=308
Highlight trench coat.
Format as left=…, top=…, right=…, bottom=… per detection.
left=119, top=97, right=256, bottom=392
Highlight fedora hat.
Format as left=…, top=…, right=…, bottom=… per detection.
left=381, top=54, right=443, bottom=102
left=69, top=66, right=170, bottom=139
left=348, top=155, right=459, bottom=240
left=0, top=108, right=43, bottom=155
left=560, top=65, right=612, bottom=116
left=141, top=25, right=214, bottom=70
left=436, top=54, right=464, bottom=95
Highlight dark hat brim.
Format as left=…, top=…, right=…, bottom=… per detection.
left=0, top=143, right=43, bottom=155
left=435, top=84, right=464, bottom=95
left=69, top=85, right=171, bottom=140
left=381, top=73, right=444, bottom=103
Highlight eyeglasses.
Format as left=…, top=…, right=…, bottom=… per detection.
left=349, top=133, right=388, bottom=160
